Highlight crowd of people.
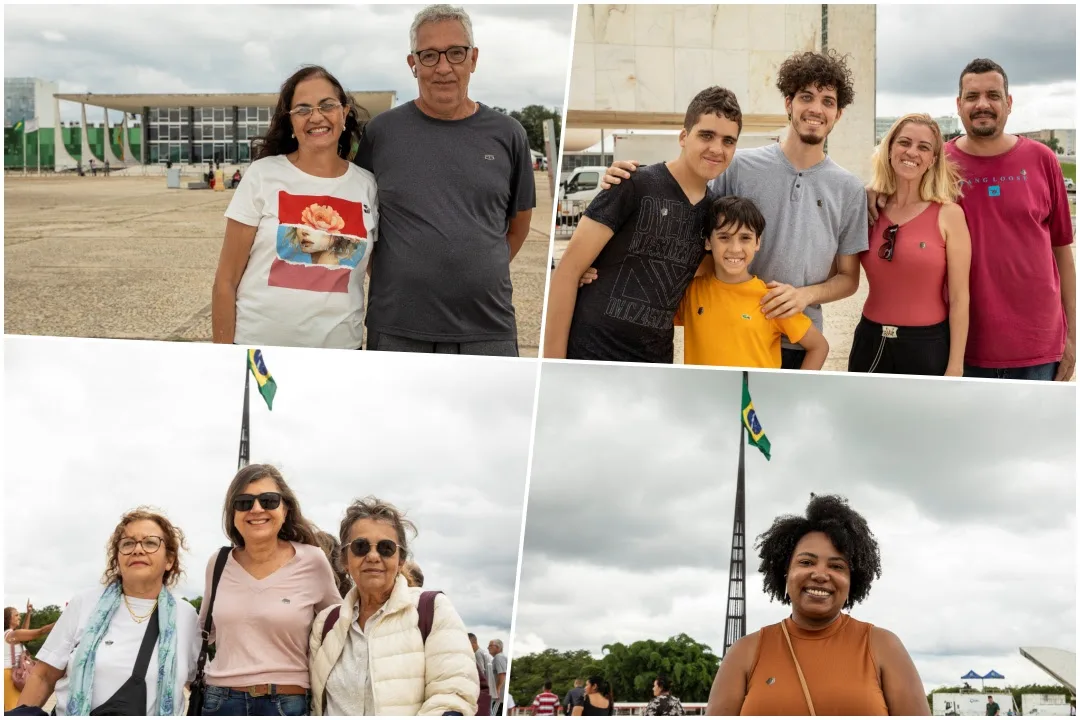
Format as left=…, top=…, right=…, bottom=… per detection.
left=546, top=51, right=1073, bottom=382
left=3, top=463, right=495, bottom=716
left=518, top=674, right=686, bottom=716
left=211, top=3, right=535, bottom=356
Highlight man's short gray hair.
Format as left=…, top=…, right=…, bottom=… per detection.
left=489, top=638, right=504, bottom=652
left=410, top=4, right=474, bottom=51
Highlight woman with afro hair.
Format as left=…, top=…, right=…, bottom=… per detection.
left=706, top=494, right=928, bottom=715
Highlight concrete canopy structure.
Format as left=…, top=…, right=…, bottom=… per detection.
left=51, top=90, right=396, bottom=170
left=1020, top=647, right=1077, bottom=694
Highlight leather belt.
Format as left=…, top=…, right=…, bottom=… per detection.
left=229, top=684, right=308, bottom=697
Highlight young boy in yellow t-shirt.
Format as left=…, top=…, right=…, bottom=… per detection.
left=675, top=196, right=829, bottom=369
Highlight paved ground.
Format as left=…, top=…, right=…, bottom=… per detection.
left=4, top=171, right=554, bottom=357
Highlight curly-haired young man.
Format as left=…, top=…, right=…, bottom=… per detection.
left=600, top=50, right=870, bottom=369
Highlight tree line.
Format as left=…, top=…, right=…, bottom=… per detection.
left=492, top=106, right=562, bottom=157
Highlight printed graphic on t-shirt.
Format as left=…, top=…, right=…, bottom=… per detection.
left=605, top=195, right=703, bottom=330
left=270, top=191, right=371, bottom=293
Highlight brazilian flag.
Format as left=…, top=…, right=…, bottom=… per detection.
left=248, top=349, right=277, bottom=410
left=741, top=375, right=771, bottom=461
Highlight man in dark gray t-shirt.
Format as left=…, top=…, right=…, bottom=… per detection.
left=356, top=5, right=535, bottom=356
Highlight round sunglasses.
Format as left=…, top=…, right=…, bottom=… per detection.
left=232, top=492, right=283, bottom=512
left=348, top=537, right=401, bottom=559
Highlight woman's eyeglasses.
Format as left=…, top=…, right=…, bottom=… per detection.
left=413, top=46, right=471, bottom=67
left=878, top=224, right=899, bottom=262
left=233, top=492, right=283, bottom=512
left=348, top=538, right=400, bottom=559
left=288, top=101, right=343, bottom=118
left=119, top=536, right=164, bottom=555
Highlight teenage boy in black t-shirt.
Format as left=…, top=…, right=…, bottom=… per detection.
left=544, top=87, right=743, bottom=363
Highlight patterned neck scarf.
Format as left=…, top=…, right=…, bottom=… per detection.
left=66, top=582, right=180, bottom=716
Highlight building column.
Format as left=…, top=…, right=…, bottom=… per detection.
left=232, top=106, right=239, bottom=164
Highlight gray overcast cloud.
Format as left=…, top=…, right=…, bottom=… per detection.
left=4, top=337, right=536, bottom=643
left=876, top=5, right=1076, bottom=132
left=3, top=4, right=573, bottom=123
left=516, top=364, right=1076, bottom=693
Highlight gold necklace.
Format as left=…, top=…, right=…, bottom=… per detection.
left=123, top=595, right=158, bottom=624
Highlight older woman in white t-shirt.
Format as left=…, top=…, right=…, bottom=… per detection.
left=197, top=464, right=341, bottom=716
left=16, top=508, right=200, bottom=715
left=212, top=64, right=378, bottom=350
left=4, top=604, right=54, bottom=711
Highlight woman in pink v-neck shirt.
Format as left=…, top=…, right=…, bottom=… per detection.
left=197, top=464, right=341, bottom=716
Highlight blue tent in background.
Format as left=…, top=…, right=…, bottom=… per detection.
left=961, top=671, right=982, bottom=680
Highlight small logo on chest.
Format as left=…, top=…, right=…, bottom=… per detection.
left=741, top=313, right=752, bottom=320
left=766, top=677, right=776, bottom=685
left=697, top=306, right=704, bottom=315
left=816, top=199, right=822, bottom=207
left=484, top=154, right=495, bottom=161
left=281, top=598, right=291, bottom=604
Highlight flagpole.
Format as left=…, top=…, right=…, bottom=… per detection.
left=238, top=353, right=250, bottom=470
left=723, top=371, right=749, bottom=658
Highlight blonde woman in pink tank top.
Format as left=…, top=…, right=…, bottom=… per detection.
left=850, top=114, right=971, bottom=376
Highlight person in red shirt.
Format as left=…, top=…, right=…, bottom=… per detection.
left=871, top=58, right=1075, bottom=381
left=532, top=680, right=561, bottom=716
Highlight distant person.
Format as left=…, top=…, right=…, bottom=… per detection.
left=13, top=508, right=200, bottom=715
left=674, top=195, right=829, bottom=370
left=4, top=603, right=54, bottom=711
left=403, top=559, right=425, bottom=587
left=532, top=680, right=560, bottom=716
left=309, top=497, right=478, bottom=715
left=853, top=113, right=971, bottom=376
left=197, top=464, right=341, bottom=716
left=987, top=695, right=1001, bottom=716
left=571, top=675, right=613, bottom=716
left=869, top=59, right=1075, bottom=381
left=544, top=86, right=743, bottom=362
left=706, top=495, right=929, bottom=715
left=563, top=678, right=585, bottom=716
left=488, top=639, right=508, bottom=715
left=89, top=158, right=96, bottom=177
left=212, top=64, right=378, bottom=349
left=103, top=159, right=110, bottom=177
left=230, top=169, right=242, bottom=189
left=644, top=675, right=684, bottom=716
left=356, top=4, right=535, bottom=356
left=469, top=632, right=495, bottom=716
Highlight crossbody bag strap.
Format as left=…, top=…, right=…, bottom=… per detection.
left=780, top=620, right=816, bottom=716
left=131, top=607, right=161, bottom=681
left=194, top=547, right=231, bottom=680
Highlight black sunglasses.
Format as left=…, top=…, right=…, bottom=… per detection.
left=878, top=224, right=899, bottom=261
left=233, top=492, right=283, bottom=512
left=348, top=537, right=400, bottom=559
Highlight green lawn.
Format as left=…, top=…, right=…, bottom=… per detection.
left=1062, top=161, right=1075, bottom=183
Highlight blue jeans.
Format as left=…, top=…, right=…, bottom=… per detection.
left=963, top=362, right=1059, bottom=381
left=201, top=686, right=310, bottom=716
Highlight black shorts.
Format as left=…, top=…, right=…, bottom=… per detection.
left=848, top=316, right=950, bottom=376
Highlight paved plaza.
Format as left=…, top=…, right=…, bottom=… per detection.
left=4, top=170, right=555, bottom=357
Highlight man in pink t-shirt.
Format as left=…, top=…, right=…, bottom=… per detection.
left=946, top=58, right=1075, bottom=381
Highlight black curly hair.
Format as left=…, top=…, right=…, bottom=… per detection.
left=776, top=50, right=855, bottom=111
left=755, top=494, right=881, bottom=609
left=253, top=65, right=368, bottom=162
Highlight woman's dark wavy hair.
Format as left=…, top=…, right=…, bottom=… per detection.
left=755, top=494, right=881, bottom=609
left=222, top=464, right=318, bottom=548
left=253, top=65, right=369, bottom=162
left=587, top=675, right=614, bottom=703
left=776, top=50, right=855, bottom=110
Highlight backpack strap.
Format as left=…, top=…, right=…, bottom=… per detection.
left=321, top=606, right=342, bottom=641
left=193, top=547, right=231, bottom=681
left=418, top=590, right=443, bottom=644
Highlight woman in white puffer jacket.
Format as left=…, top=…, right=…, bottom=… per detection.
left=309, top=497, right=479, bottom=716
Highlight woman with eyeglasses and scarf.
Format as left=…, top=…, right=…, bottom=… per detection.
left=850, top=114, right=971, bottom=377
left=13, top=508, right=200, bottom=715
left=212, top=64, right=378, bottom=350
left=196, top=464, right=341, bottom=716
left=706, top=495, right=928, bottom=716
left=308, top=497, right=478, bottom=716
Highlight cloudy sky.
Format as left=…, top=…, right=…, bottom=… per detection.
left=4, top=4, right=573, bottom=123
left=516, top=364, right=1076, bottom=694
left=4, top=336, right=537, bottom=644
left=877, top=5, right=1076, bottom=133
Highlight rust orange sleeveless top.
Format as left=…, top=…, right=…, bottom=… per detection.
left=740, top=615, right=888, bottom=716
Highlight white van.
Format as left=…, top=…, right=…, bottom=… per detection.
left=557, top=165, right=607, bottom=226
